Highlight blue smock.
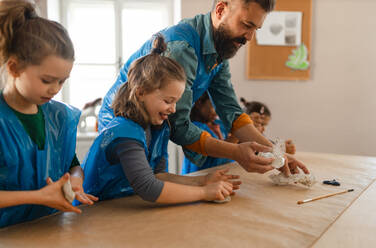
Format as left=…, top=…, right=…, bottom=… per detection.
left=82, top=117, right=169, bottom=201
left=0, top=94, right=80, bottom=228
left=181, top=120, right=234, bottom=174
left=98, top=23, right=223, bottom=132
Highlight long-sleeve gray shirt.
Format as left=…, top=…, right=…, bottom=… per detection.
left=105, top=127, right=166, bottom=202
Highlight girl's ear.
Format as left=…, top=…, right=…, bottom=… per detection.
left=7, top=57, right=22, bottom=78
left=135, top=87, right=145, bottom=102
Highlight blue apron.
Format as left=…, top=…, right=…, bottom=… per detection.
left=181, top=120, right=233, bottom=174
left=82, top=117, right=170, bottom=201
left=0, top=95, right=80, bottom=228
left=98, top=23, right=223, bottom=131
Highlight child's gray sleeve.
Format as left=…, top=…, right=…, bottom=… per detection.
left=114, top=139, right=165, bottom=202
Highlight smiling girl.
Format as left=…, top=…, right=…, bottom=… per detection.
left=0, top=0, right=97, bottom=228
left=82, top=35, right=240, bottom=204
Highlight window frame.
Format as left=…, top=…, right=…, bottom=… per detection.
left=56, top=0, right=178, bottom=106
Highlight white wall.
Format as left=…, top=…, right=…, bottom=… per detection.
left=181, top=0, right=376, bottom=157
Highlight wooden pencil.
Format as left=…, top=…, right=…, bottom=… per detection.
left=297, top=189, right=354, bottom=205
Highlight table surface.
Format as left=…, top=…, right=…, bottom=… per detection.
left=1, top=152, right=376, bottom=248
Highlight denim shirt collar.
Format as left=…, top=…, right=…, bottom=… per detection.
left=202, top=12, right=217, bottom=56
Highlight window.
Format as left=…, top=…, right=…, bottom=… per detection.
left=49, top=0, right=178, bottom=108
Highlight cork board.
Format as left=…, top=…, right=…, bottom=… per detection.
left=247, top=0, right=312, bottom=80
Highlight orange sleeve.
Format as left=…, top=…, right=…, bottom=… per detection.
left=184, top=131, right=211, bottom=156
left=231, top=113, right=253, bottom=133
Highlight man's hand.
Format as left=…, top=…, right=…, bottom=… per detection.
left=233, top=142, right=274, bottom=173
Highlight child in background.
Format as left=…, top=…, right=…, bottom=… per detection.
left=240, top=98, right=296, bottom=154
left=0, top=0, right=97, bottom=228
left=182, top=92, right=236, bottom=174
left=82, top=35, right=241, bottom=204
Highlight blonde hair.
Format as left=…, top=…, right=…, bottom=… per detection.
left=0, top=0, right=74, bottom=72
left=112, top=34, right=186, bottom=128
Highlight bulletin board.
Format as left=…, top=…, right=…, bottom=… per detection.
left=247, top=0, right=312, bottom=80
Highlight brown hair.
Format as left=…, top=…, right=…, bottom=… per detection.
left=0, top=0, right=74, bottom=71
left=190, top=91, right=210, bottom=123
left=212, top=0, right=275, bottom=12
left=240, top=97, right=271, bottom=116
left=112, top=34, right=186, bottom=128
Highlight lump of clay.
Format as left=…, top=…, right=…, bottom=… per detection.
left=259, top=138, right=285, bottom=169
left=269, top=172, right=316, bottom=187
left=213, top=195, right=231, bottom=203
left=62, top=179, right=76, bottom=203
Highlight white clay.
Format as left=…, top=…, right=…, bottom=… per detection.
left=62, top=179, right=76, bottom=203
left=269, top=172, right=316, bottom=187
left=259, top=138, right=286, bottom=169
left=259, top=152, right=285, bottom=169
left=213, top=195, right=231, bottom=203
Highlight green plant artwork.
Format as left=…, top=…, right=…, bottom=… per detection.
left=285, top=43, right=309, bottom=70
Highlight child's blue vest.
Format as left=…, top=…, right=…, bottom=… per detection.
left=181, top=120, right=233, bottom=174
left=0, top=95, right=80, bottom=228
left=98, top=23, right=223, bottom=131
left=82, top=117, right=169, bottom=200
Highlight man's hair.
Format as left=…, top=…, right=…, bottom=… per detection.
left=212, top=0, right=276, bottom=13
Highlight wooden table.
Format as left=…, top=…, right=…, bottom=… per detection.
left=1, top=152, right=376, bottom=248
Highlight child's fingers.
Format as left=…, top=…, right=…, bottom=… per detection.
left=233, top=185, right=240, bottom=190
left=75, top=192, right=93, bottom=205
left=86, top=194, right=99, bottom=202
left=296, top=161, right=310, bottom=174
left=46, top=177, right=53, bottom=185
left=223, top=182, right=233, bottom=192
left=63, top=204, right=82, bottom=214
left=225, top=174, right=240, bottom=180
left=279, top=158, right=291, bottom=177
left=280, top=164, right=291, bottom=177
left=221, top=186, right=231, bottom=197
left=231, top=181, right=242, bottom=188
left=57, top=173, right=70, bottom=186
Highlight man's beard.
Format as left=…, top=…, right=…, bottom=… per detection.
left=213, top=22, right=247, bottom=60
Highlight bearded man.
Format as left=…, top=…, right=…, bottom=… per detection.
left=98, top=0, right=309, bottom=175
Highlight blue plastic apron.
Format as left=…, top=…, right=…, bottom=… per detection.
left=0, top=94, right=80, bottom=228
left=82, top=117, right=170, bottom=200
left=181, top=120, right=233, bottom=174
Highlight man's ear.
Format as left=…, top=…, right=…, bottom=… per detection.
left=7, top=57, right=23, bottom=78
left=214, top=1, right=228, bottom=21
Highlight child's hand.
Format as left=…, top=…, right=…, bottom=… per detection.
left=279, top=154, right=310, bottom=177
left=37, top=173, right=82, bottom=214
left=70, top=176, right=98, bottom=205
left=285, top=140, right=296, bottom=154
left=225, top=133, right=239, bottom=144
left=203, top=181, right=233, bottom=201
left=204, top=168, right=242, bottom=191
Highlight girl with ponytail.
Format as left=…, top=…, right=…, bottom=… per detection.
left=0, top=0, right=97, bottom=228
left=82, top=34, right=241, bottom=204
